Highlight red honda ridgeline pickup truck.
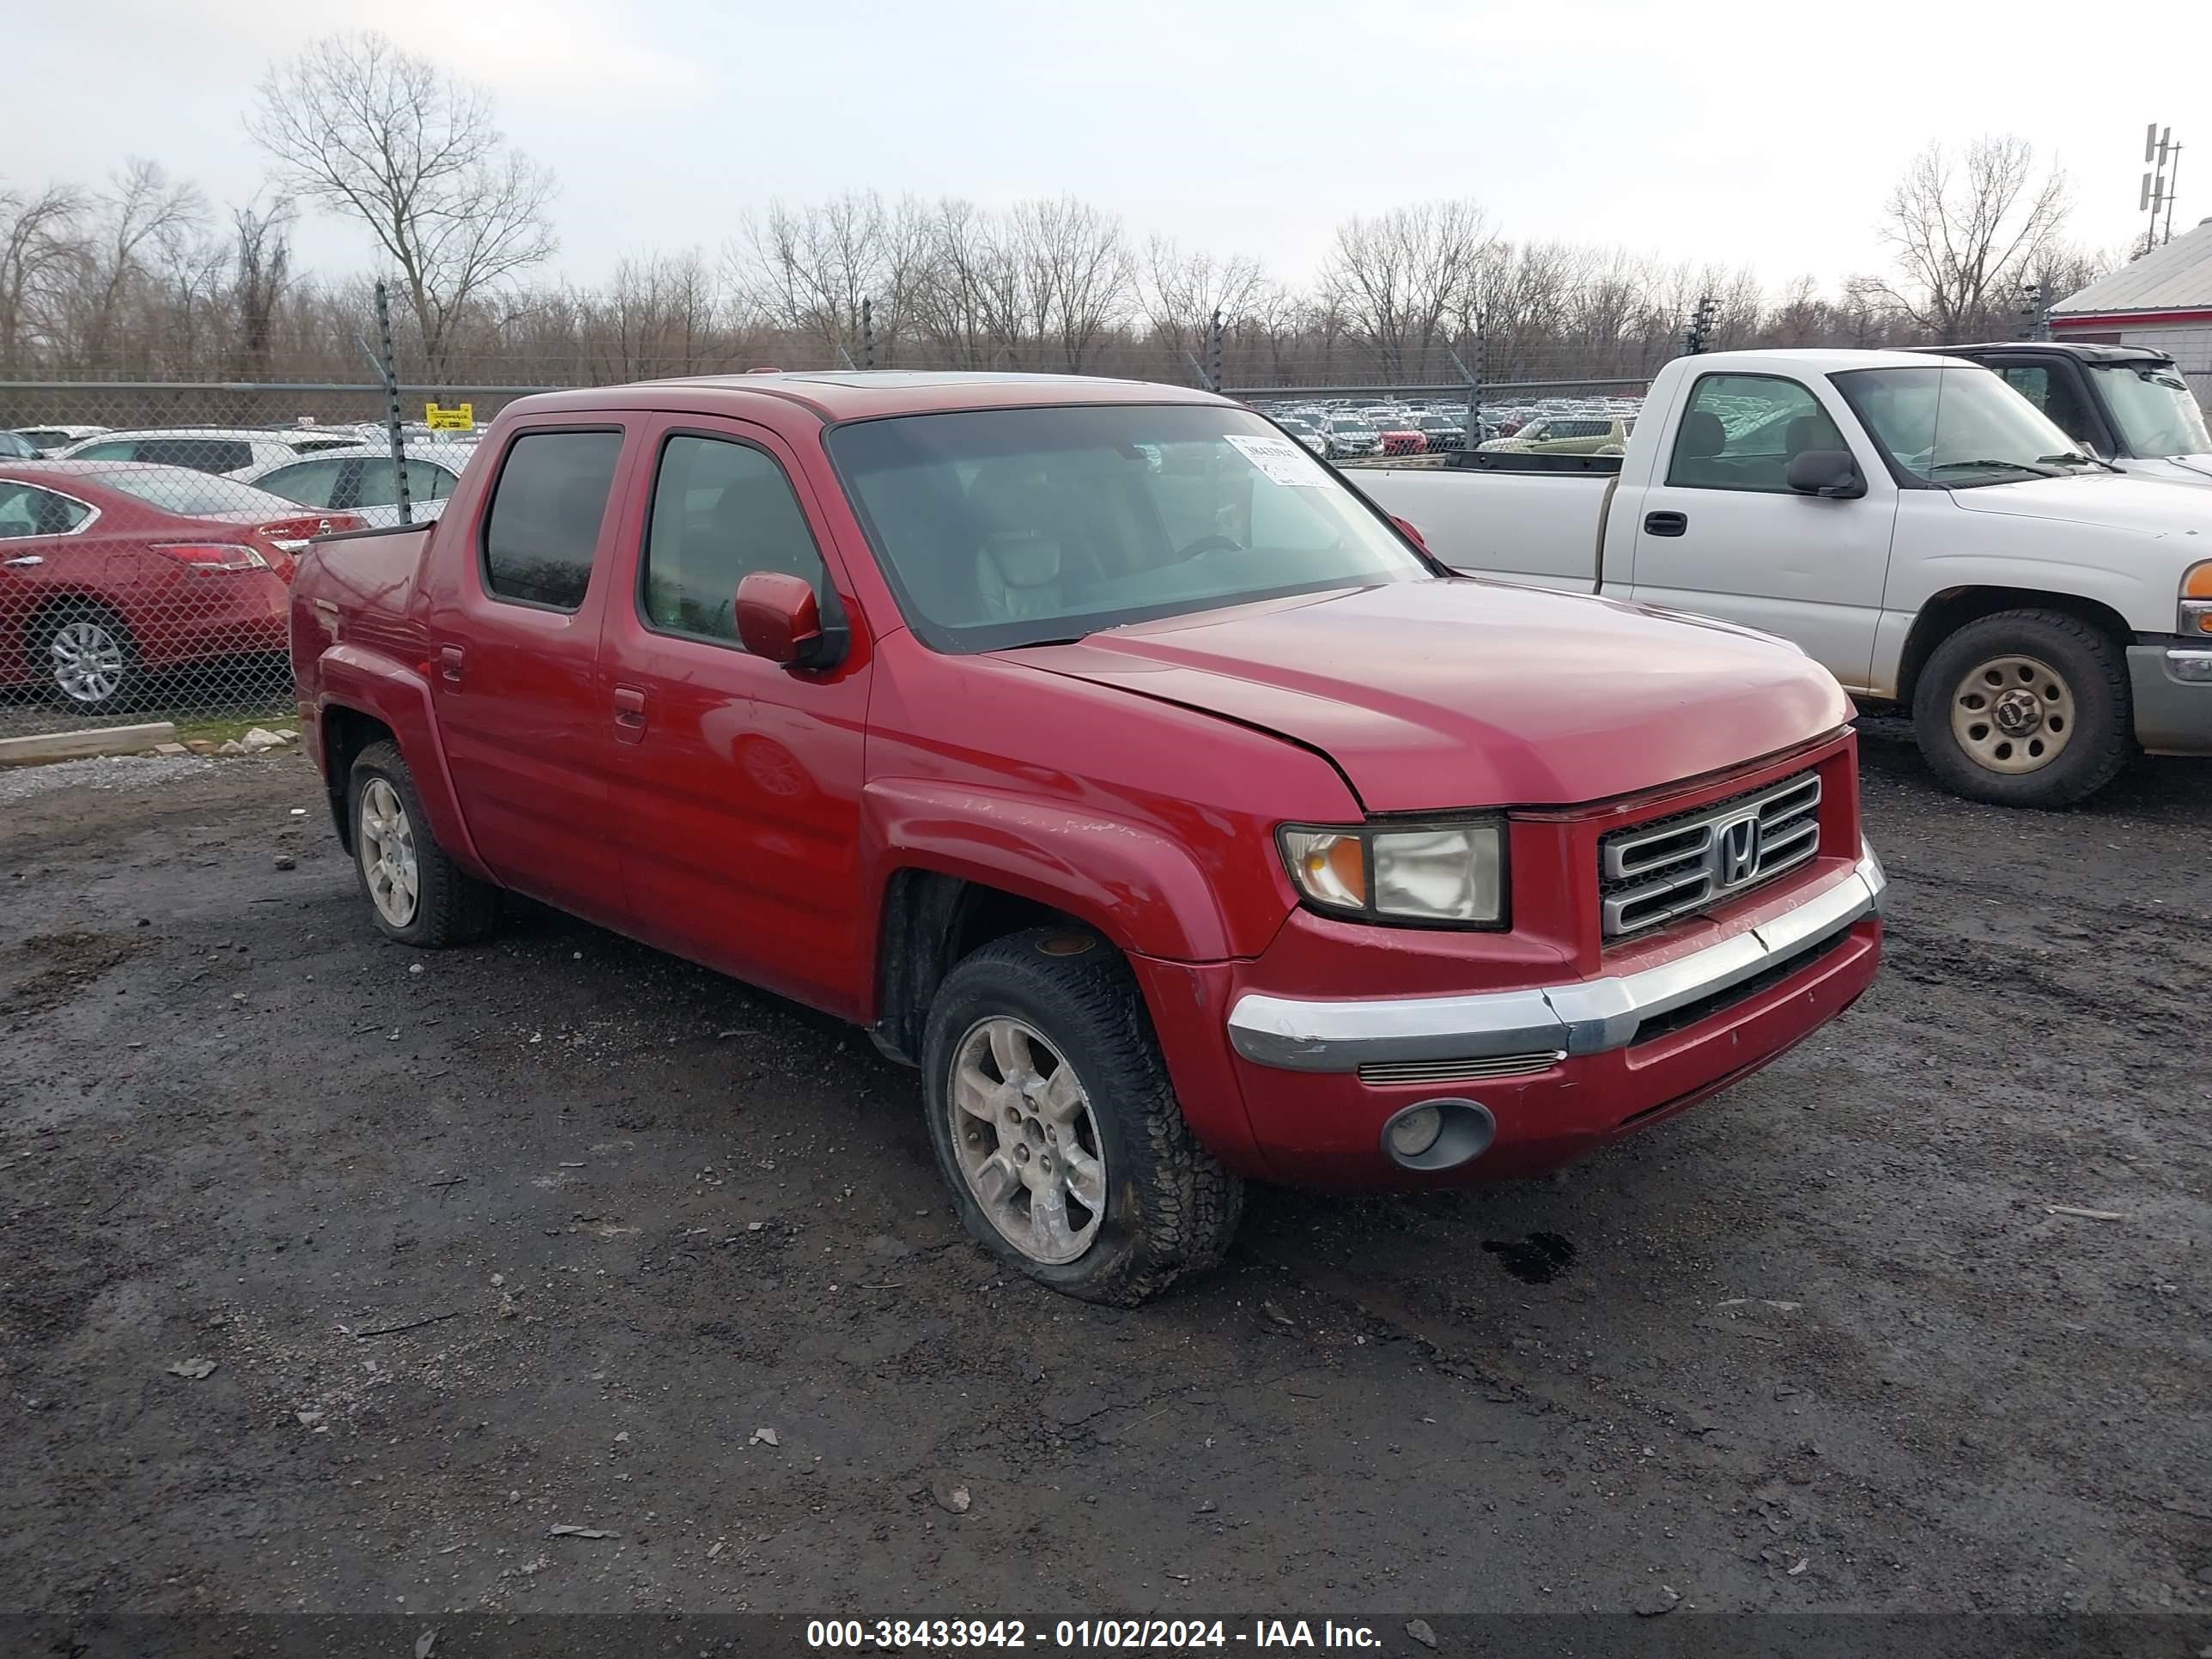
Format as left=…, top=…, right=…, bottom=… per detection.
left=290, top=372, right=1885, bottom=1303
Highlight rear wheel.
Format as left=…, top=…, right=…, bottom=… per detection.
left=1911, top=609, right=2131, bottom=807
left=33, top=603, right=141, bottom=711
left=347, top=739, right=501, bottom=946
left=921, top=927, right=1243, bottom=1304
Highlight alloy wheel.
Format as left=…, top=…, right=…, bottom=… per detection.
left=359, top=777, right=420, bottom=927
left=49, top=619, right=125, bottom=705
left=946, top=1017, right=1107, bottom=1266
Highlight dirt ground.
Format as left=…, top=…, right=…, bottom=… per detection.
left=2, top=726, right=2209, bottom=1645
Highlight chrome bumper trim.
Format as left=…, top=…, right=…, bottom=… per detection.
left=1227, top=848, right=1885, bottom=1073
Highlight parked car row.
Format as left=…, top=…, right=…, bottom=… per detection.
left=1247, top=393, right=1644, bottom=460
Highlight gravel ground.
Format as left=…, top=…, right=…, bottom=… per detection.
left=0, top=752, right=216, bottom=806
left=1, top=732, right=2208, bottom=1644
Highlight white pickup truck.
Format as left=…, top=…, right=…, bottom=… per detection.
left=1354, top=348, right=2212, bottom=807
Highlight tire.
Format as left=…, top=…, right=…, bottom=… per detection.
left=346, top=739, right=501, bottom=947
left=32, top=601, right=143, bottom=712
left=921, top=927, right=1243, bottom=1305
left=1911, top=608, right=2131, bottom=808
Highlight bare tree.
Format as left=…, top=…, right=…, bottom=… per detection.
left=1141, top=237, right=1267, bottom=372
left=0, top=183, right=87, bottom=370
left=1322, top=201, right=1495, bottom=380
left=247, top=32, right=556, bottom=377
left=906, top=198, right=1000, bottom=369
left=231, top=195, right=295, bottom=370
left=596, top=251, right=725, bottom=380
left=728, top=191, right=933, bottom=366
left=1015, top=198, right=1134, bottom=373
left=76, top=160, right=206, bottom=367
left=1873, top=136, right=2069, bottom=343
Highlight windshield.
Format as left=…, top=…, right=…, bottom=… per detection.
left=824, top=403, right=1432, bottom=653
left=2089, top=362, right=2212, bottom=458
left=1832, top=366, right=2088, bottom=487
left=87, top=466, right=306, bottom=517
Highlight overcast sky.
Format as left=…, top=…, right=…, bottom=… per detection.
left=15, top=0, right=2208, bottom=295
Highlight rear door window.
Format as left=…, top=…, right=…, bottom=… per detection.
left=481, top=430, right=623, bottom=611
left=350, top=458, right=461, bottom=507
left=132, top=438, right=254, bottom=473
left=257, top=456, right=349, bottom=507
left=0, top=483, right=92, bottom=538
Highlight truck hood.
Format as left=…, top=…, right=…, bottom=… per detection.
left=999, top=580, right=1849, bottom=811
left=2118, top=454, right=2212, bottom=486
left=1945, top=471, right=2212, bottom=533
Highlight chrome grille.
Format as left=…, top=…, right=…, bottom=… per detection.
left=1599, top=771, right=1822, bottom=939
left=1356, top=1051, right=1563, bottom=1086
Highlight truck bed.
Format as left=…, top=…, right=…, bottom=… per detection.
left=1348, top=462, right=1613, bottom=593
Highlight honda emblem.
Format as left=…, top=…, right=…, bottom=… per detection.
left=1716, top=815, right=1761, bottom=887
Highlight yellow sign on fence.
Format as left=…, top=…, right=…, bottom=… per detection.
left=422, top=402, right=475, bottom=432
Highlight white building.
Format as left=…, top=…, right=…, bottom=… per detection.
left=2052, top=216, right=2212, bottom=410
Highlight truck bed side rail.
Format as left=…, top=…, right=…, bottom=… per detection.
left=1340, top=451, right=1625, bottom=476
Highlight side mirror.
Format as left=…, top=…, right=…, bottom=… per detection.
left=735, top=571, right=847, bottom=671
left=1388, top=514, right=1430, bottom=552
left=1786, top=449, right=1867, bottom=499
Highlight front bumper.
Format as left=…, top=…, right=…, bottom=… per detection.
left=1164, top=848, right=1884, bottom=1188
left=1230, top=850, right=1884, bottom=1070
left=2129, top=644, right=2212, bottom=756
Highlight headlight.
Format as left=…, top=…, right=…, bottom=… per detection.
left=1279, top=818, right=1506, bottom=926
left=2183, top=561, right=2212, bottom=637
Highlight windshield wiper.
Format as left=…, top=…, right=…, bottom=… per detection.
left=2039, top=452, right=2122, bottom=474
left=1927, top=458, right=2057, bottom=480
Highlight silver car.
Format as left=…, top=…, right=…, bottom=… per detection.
left=240, top=442, right=474, bottom=528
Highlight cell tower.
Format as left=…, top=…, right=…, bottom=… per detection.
left=2140, top=124, right=2183, bottom=256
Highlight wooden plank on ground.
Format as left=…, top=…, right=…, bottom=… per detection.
left=0, top=722, right=179, bottom=769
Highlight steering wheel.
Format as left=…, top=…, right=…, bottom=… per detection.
left=1172, top=533, right=1244, bottom=562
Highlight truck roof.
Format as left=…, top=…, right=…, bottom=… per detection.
left=1677, top=348, right=1977, bottom=374
left=1913, top=340, right=2175, bottom=367
left=495, top=371, right=1230, bottom=426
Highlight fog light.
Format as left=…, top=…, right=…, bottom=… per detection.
left=1385, top=1104, right=1443, bottom=1159
left=2170, top=650, right=2212, bottom=684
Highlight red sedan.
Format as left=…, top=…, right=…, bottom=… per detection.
left=0, top=461, right=362, bottom=711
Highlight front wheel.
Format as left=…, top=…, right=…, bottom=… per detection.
left=346, top=739, right=501, bottom=946
left=921, top=928, right=1243, bottom=1304
left=1911, top=609, right=2131, bottom=807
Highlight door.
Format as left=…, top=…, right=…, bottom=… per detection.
left=419, top=424, right=636, bottom=925
left=0, top=479, right=105, bottom=696
left=1627, top=369, right=1899, bottom=692
left=254, top=455, right=350, bottom=512
left=596, top=417, right=873, bottom=1018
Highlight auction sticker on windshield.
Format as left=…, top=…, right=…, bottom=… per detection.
left=1225, top=433, right=1325, bottom=486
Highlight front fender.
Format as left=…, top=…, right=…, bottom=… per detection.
left=315, top=644, right=490, bottom=881
left=860, top=778, right=1243, bottom=963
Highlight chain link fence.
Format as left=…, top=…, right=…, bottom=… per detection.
left=2, top=325, right=1678, bottom=740
left=0, top=383, right=458, bottom=742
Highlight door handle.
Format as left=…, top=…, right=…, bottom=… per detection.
left=2, top=555, right=44, bottom=568
left=438, top=645, right=465, bottom=684
left=1643, top=510, right=1688, bottom=538
left=612, top=684, right=648, bottom=744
